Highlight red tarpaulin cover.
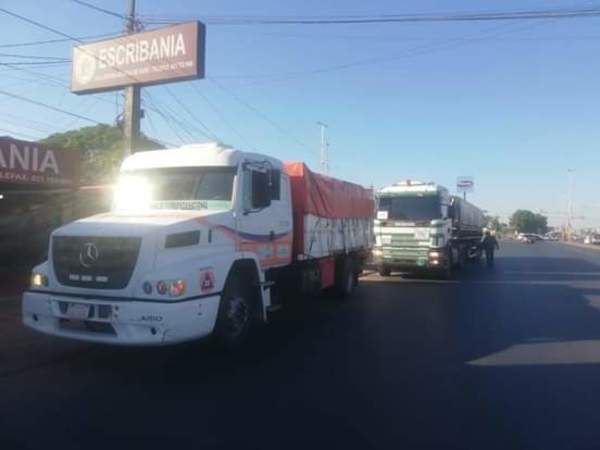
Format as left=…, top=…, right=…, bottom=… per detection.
left=284, top=162, right=374, bottom=256
left=284, top=162, right=373, bottom=219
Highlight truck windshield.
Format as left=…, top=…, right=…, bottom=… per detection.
left=113, top=167, right=236, bottom=211
left=378, top=195, right=441, bottom=222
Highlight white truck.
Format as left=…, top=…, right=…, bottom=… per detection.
left=372, top=180, right=484, bottom=278
left=23, top=143, right=374, bottom=346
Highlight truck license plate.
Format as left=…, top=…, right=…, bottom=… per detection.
left=67, top=303, right=90, bottom=319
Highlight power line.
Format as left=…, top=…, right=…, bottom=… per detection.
left=210, top=78, right=312, bottom=153
left=71, top=0, right=128, bottom=20
left=0, top=7, right=153, bottom=88
left=210, top=11, right=564, bottom=86
left=0, top=89, right=104, bottom=124
left=0, top=32, right=121, bottom=48
left=0, top=61, right=69, bottom=67
left=163, top=86, right=220, bottom=141
left=139, top=7, right=600, bottom=26
left=0, top=7, right=86, bottom=44
left=151, top=90, right=211, bottom=142
left=143, top=92, right=193, bottom=144
left=0, top=62, right=124, bottom=106
left=189, top=82, right=256, bottom=151
left=0, top=126, right=44, bottom=141
left=0, top=112, right=58, bottom=134
left=0, top=53, right=69, bottom=61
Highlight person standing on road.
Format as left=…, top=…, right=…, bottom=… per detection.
left=481, top=231, right=500, bottom=265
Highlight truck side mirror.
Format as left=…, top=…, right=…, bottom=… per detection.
left=251, top=170, right=271, bottom=209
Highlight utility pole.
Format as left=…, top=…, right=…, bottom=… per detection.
left=567, top=168, right=575, bottom=240
left=317, top=121, right=329, bottom=175
left=123, top=0, right=141, bottom=157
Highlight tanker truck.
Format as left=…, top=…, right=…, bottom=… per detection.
left=23, top=143, right=374, bottom=346
left=372, top=180, right=484, bottom=278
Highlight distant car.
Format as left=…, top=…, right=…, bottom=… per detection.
left=520, top=233, right=537, bottom=244
left=584, top=234, right=600, bottom=245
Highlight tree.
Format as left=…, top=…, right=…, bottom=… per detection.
left=510, top=209, right=548, bottom=234
left=484, top=214, right=503, bottom=232
left=41, top=124, right=164, bottom=184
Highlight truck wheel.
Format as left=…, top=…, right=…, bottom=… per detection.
left=455, top=246, right=466, bottom=271
left=440, top=249, right=453, bottom=280
left=335, top=257, right=354, bottom=299
left=214, top=273, right=255, bottom=348
left=378, top=266, right=391, bottom=277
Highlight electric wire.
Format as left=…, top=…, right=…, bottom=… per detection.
left=209, top=78, right=313, bottom=154
left=139, top=7, right=600, bottom=26
left=189, top=82, right=256, bottom=151
left=71, top=0, right=128, bottom=20
left=0, top=89, right=104, bottom=124
left=0, top=32, right=121, bottom=48
left=163, top=86, right=220, bottom=141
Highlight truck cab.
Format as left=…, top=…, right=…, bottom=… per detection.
left=23, top=143, right=293, bottom=346
left=373, top=181, right=453, bottom=276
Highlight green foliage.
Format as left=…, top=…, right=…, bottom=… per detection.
left=510, top=209, right=548, bottom=234
left=484, top=215, right=504, bottom=232
left=41, top=125, right=164, bottom=185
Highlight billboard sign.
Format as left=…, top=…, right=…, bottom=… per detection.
left=71, top=22, right=205, bottom=94
left=457, top=176, right=474, bottom=193
left=0, top=137, right=80, bottom=188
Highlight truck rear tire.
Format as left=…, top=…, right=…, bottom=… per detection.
left=213, top=272, right=256, bottom=348
left=455, top=245, right=466, bottom=271
left=334, top=256, right=354, bottom=299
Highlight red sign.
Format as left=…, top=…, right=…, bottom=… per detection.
left=71, top=22, right=205, bottom=94
left=0, top=137, right=80, bottom=188
left=199, top=267, right=215, bottom=293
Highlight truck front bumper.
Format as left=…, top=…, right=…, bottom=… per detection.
left=372, top=252, right=448, bottom=271
left=22, top=291, right=221, bottom=346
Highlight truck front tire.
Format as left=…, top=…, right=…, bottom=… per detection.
left=440, top=248, right=453, bottom=280
left=214, top=272, right=256, bottom=348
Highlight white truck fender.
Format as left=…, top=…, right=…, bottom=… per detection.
left=222, top=252, right=270, bottom=320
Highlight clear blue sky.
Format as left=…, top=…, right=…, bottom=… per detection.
left=1, top=0, right=600, bottom=228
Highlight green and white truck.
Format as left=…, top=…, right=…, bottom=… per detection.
left=372, top=180, right=484, bottom=278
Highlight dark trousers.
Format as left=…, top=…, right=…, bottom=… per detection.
left=485, top=248, right=495, bottom=262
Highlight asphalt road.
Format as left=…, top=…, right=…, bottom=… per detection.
left=2, top=241, right=600, bottom=450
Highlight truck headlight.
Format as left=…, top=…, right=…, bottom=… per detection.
left=429, top=251, right=441, bottom=259
left=372, top=249, right=383, bottom=257
left=31, top=273, right=48, bottom=288
left=169, top=279, right=186, bottom=297
left=155, top=279, right=187, bottom=297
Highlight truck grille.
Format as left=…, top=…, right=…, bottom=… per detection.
left=382, top=234, right=429, bottom=261
left=52, top=236, right=142, bottom=289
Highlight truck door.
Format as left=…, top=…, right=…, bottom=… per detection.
left=237, top=164, right=292, bottom=269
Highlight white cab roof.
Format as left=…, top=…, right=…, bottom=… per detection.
left=380, top=180, right=445, bottom=195
left=121, top=142, right=283, bottom=171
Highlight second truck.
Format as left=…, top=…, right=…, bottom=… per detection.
left=372, top=180, right=484, bottom=278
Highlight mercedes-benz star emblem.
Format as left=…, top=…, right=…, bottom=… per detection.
left=79, top=242, right=99, bottom=268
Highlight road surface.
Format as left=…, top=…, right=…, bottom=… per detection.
left=2, top=241, right=600, bottom=450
